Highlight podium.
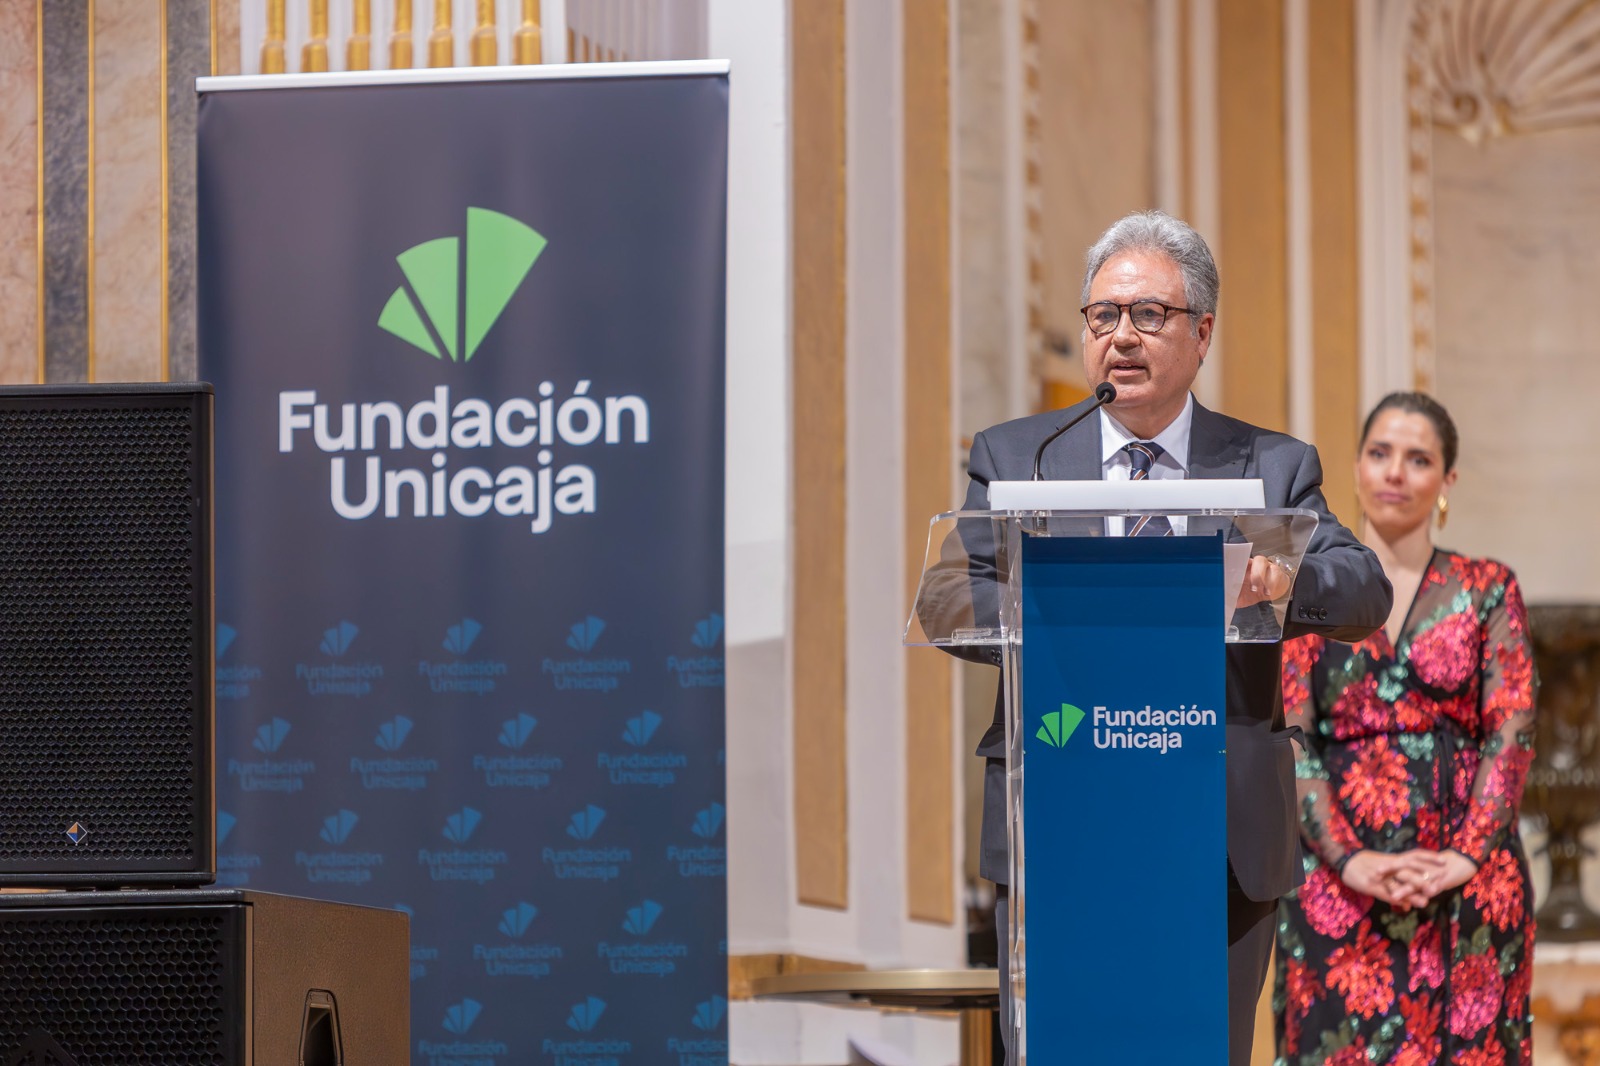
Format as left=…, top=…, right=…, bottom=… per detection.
left=906, top=495, right=1316, bottom=1066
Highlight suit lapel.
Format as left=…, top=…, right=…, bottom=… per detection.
left=1037, top=395, right=1252, bottom=480
left=1186, top=399, right=1251, bottom=481
left=1040, top=396, right=1104, bottom=481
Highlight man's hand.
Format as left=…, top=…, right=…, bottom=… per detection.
left=1235, top=554, right=1293, bottom=609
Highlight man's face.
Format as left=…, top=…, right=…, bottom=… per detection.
left=1081, top=250, right=1212, bottom=434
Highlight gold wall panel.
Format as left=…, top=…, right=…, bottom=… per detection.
left=1216, top=0, right=1287, bottom=432
left=903, top=0, right=954, bottom=927
left=1035, top=0, right=1154, bottom=373
left=791, top=0, right=850, bottom=912
left=1308, top=0, right=1360, bottom=517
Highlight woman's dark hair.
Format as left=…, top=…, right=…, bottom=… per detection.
left=1360, top=391, right=1459, bottom=472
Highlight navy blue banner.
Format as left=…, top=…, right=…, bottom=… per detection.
left=198, top=70, right=728, bottom=1066
left=1020, top=536, right=1225, bottom=1065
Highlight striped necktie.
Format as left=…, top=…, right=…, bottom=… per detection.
left=1125, top=441, right=1173, bottom=537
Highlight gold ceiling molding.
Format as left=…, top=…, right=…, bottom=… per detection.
left=1428, top=0, right=1600, bottom=144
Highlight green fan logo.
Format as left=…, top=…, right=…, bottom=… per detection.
left=1036, top=703, right=1086, bottom=748
left=378, top=207, right=548, bottom=362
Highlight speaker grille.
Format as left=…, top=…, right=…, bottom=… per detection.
left=0, top=394, right=210, bottom=876
left=0, top=904, right=241, bottom=1064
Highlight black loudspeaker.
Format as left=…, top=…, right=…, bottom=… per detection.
left=0, top=889, right=409, bottom=1065
left=0, top=383, right=215, bottom=886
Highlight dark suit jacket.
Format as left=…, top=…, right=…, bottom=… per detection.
left=945, top=396, right=1391, bottom=901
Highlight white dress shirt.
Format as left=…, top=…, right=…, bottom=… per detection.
left=1098, top=392, right=1193, bottom=534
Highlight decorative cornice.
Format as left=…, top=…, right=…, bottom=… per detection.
left=1428, top=0, right=1600, bottom=144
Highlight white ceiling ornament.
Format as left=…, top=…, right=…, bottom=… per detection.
left=1429, top=0, right=1600, bottom=143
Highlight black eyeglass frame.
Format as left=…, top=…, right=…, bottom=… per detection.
left=1079, top=300, right=1198, bottom=336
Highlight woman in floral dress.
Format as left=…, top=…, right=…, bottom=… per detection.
left=1274, top=392, right=1537, bottom=1066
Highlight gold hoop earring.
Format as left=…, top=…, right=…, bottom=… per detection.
left=1436, top=496, right=1449, bottom=530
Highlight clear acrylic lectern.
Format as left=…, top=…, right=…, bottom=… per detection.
left=906, top=505, right=1317, bottom=1066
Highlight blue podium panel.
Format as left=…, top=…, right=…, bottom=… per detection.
left=1019, top=535, right=1227, bottom=1065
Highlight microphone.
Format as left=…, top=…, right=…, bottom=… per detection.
left=1031, top=382, right=1117, bottom=480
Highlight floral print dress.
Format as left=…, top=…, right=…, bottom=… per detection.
left=1273, top=551, right=1537, bottom=1066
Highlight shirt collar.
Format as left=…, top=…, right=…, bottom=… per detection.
left=1098, top=393, right=1193, bottom=474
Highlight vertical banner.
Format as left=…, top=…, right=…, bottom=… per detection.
left=1019, top=536, right=1226, bottom=1064
left=198, top=67, right=728, bottom=1066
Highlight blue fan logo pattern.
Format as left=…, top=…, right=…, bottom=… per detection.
left=215, top=622, right=261, bottom=700
left=442, top=998, right=482, bottom=1035
left=444, top=618, right=482, bottom=654
left=303, top=808, right=386, bottom=885
left=692, top=995, right=727, bottom=1032
left=320, top=809, right=359, bottom=845
left=444, top=807, right=482, bottom=844
left=567, top=805, right=606, bottom=840
left=567, top=997, right=606, bottom=1032
left=498, top=902, right=538, bottom=938
left=295, top=620, right=382, bottom=698
left=622, top=900, right=662, bottom=936
left=498, top=713, right=537, bottom=749
left=321, top=621, right=359, bottom=656
left=375, top=715, right=412, bottom=751
left=221, top=603, right=724, bottom=1049
left=622, top=711, right=661, bottom=747
left=545, top=615, right=632, bottom=693
left=690, top=614, right=723, bottom=650
left=691, top=803, right=724, bottom=840
left=567, top=616, right=605, bottom=652
left=253, top=717, right=291, bottom=754
left=670, top=614, right=726, bottom=688
left=421, top=617, right=507, bottom=696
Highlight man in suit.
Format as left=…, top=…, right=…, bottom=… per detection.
left=949, top=210, right=1391, bottom=1066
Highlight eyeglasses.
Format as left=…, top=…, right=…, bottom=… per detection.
left=1080, top=301, right=1196, bottom=336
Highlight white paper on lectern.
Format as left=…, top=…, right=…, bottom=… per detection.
left=986, top=478, right=1265, bottom=510
left=1222, top=542, right=1253, bottom=622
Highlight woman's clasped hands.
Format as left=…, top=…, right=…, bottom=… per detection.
left=1338, top=848, right=1479, bottom=910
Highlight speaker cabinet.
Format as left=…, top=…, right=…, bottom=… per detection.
left=0, top=384, right=214, bottom=886
left=0, top=889, right=408, bottom=1065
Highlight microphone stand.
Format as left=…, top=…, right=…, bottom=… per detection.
left=1023, top=382, right=1117, bottom=536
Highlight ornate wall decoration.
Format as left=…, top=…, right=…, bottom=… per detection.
left=1020, top=0, right=1046, bottom=397
left=1403, top=0, right=1600, bottom=391
left=1429, top=0, right=1600, bottom=143
left=1407, top=0, right=1442, bottom=392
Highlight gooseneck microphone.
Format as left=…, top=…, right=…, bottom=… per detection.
left=1031, top=381, right=1118, bottom=480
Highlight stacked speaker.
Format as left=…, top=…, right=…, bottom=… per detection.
left=0, top=384, right=408, bottom=1066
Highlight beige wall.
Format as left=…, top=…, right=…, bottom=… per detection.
left=1430, top=98, right=1600, bottom=607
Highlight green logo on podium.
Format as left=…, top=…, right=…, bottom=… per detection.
left=1036, top=703, right=1086, bottom=748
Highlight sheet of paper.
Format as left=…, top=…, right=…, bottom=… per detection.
left=1223, top=542, right=1253, bottom=624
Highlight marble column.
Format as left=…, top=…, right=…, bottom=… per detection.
left=42, top=0, right=90, bottom=383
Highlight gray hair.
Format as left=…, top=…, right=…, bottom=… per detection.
left=1080, top=210, right=1220, bottom=322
